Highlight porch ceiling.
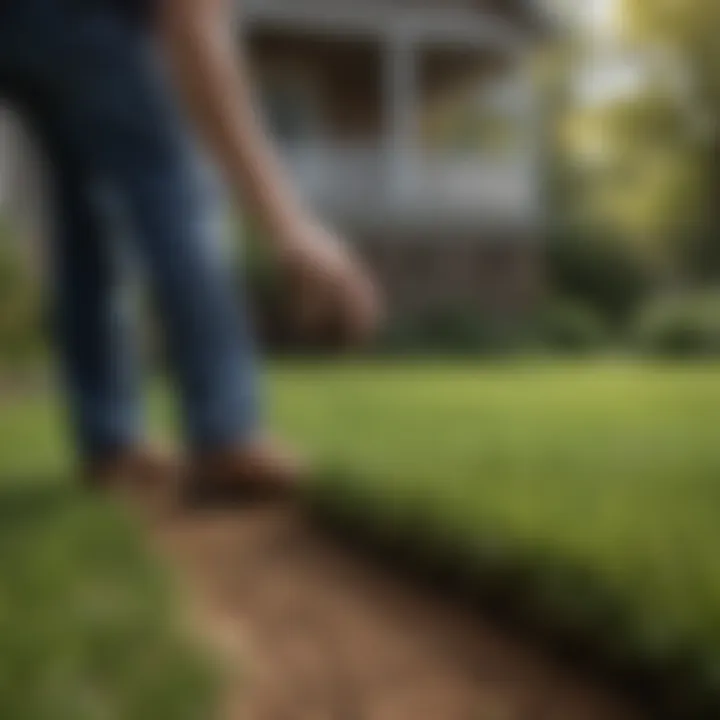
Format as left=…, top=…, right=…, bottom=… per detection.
left=239, top=0, right=531, bottom=52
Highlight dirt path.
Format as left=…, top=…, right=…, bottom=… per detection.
left=153, top=505, right=645, bottom=720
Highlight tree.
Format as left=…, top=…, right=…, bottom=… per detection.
left=617, top=0, right=720, bottom=278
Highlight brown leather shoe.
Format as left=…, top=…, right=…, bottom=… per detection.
left=83, top=444, right=181, bottom=510
left=185, top=435, right=305, bottom=505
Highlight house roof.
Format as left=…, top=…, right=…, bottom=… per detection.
left=241, top=0, right=550, bottom=50
left=484, top=0, right=554, bottom=36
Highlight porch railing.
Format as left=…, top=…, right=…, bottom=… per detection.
left=280, top=143, right=539, bottom=229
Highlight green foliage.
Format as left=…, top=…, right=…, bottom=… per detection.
left=633, top=290, right=720, bottom=357
left=378, top=306, right=490, bottom=354
left=544, top=0, right=720, bottom=284
left=613, top=0, right=720, bottom=280
left=0, top=222, right=44, bottom=368
left=532, top=298, right=609, bottom=353
left=378, top=300, right=612, bottom=357
left=376, top=305, right=525, bottom=356
left=546, top=224, right=654, bottom=327
left=621, top=0, right=720, bottom=105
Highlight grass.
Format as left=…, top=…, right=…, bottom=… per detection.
left=267, top=359, right=720, bottom=712
left=0, top=397, right=218, bottom=720
left=3, top=360, right=720, bottom=715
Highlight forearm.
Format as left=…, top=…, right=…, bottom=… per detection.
left=157, top=0, right=306, bottom=241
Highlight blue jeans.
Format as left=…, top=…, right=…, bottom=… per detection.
left=0, top=0, right=260, bottom=458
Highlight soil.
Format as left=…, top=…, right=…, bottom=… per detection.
left=152, top=504, right=647, bottom=720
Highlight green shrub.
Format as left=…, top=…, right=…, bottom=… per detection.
left=377, top=301, right=611, bottom=357
left=532, top=299, right=610, bottom=354
left=547, top=225, right=653, bottom=327
left=633, top=291, right=720, bottom=357
left=376, top=306, right=521, bottom=355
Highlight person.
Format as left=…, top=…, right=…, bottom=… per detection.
left=0, top=0, right=381, bottom=495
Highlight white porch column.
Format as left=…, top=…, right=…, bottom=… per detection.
left=510, top=65, right=543, bottom=224
left=383, top=29, right=419, bottom=204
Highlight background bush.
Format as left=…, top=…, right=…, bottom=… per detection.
left=633, top=290, right=720, bottom=357
left=376, top=305, right=528, bottom=356
left=546, top=224, right=654, bottom=329
left=376, top=300, right=611, bottom=357
left=531, top=299, right=610, bottom=354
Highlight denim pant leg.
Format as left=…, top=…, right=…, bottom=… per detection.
left=0, top=5, right=143, bottom=459
left=34, top=105, right=144, bottom=459
left=56, top=8, right=261, bottom=450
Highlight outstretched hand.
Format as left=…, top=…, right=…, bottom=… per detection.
left=276, top=220, right=383, bottom=348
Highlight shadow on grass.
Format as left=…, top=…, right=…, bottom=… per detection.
left=0, top=477, right=80, bottom=532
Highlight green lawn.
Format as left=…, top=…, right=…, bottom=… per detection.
left=268, top=360, right=720, bottom=706
left=3, top=360, right=720, bottom=714
left=0, top=398, right=217, bottom=720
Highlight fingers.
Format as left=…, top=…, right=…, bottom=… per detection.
left=279, top=226, right=384, bottom=348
